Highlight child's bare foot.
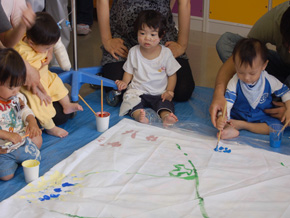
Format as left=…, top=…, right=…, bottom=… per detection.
left=46, top=126, right=68, bottom=138
left=162, top=113, right=178, bottom=127
left=63, top=103, right=83, bottom=114
left=137, top=109, right=149, bottom=124
left=219, top=124, right=239, bottom=139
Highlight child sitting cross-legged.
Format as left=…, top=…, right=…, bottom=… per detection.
left=217, top=38, right=290, bottom=139
left=0, top=48, right=42, bottom=181
left=115, top=10, right=179, bottom=126
left=14, top=12, right=83, bottom=138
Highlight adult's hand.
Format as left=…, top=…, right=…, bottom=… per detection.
left=165, top=41, right=186, bottom=58
left=21, top=3, right=36, bottom=29
left=103, top=38, right=128, bottom=60
left=24, top=60, right=47, bottom=96
left=264, top=101, right=286, bottom=121
left=209, top=94, right=227, bottom=128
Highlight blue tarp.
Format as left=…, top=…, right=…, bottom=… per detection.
left=0, top=86, right=289, bottom=202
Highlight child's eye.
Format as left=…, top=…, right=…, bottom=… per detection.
left=151, top=34, right=156, bottom=37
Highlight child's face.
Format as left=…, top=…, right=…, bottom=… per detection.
left=137, top=24, right=161, bottom=49
left=0, top=81, right=20, bottom=101
left=28, top=40, right=54, bottom=53
left=234, top=55, right=268, bottom=85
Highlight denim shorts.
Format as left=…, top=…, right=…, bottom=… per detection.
left=0, top=138, right=41, bottom=178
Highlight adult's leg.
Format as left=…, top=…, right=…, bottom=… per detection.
left=174, top=58, right=195, bottom=102
left=52, top=101, right=71, bottom=126
left=216, top=32, right=244, bottom=63
left=76, top=0, right=94, bottom=26
left=266, top=50, right=290, bottom=87
left=102, top=61, right=125, bottom=92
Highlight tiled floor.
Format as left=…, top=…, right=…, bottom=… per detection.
left=67, top=19, right=223, bottom=97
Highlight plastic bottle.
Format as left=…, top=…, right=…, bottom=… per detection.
left=144, top=108, right=162, bottom=124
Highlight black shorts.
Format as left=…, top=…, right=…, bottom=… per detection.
left=129, top=94, right=174, bottom=117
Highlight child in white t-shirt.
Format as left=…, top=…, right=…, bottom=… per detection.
left=115, top=10, right=180, bottom=126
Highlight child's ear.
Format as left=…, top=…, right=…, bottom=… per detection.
left=262, top=60, right=269, bottom=70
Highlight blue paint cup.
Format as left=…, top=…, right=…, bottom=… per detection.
left=269, top=124, right=283, bottom=148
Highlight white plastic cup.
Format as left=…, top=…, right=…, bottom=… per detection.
left=95, top=111, right=110, bottom=132
left=22, top=159, right=40, bottom=183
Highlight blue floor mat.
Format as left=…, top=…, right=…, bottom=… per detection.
left=0, top=86, right=289, bottom=202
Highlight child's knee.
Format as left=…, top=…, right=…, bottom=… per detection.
left=31, top=135, right=43, bottom=149
left=0, top=174, right=14, bottom=181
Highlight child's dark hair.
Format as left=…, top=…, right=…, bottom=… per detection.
left=134, top=10, right=167, bottom=38
left=280, top=7, right=290, bottom=51
left=26, top=12, right=60, bottom=46
left=0, top=48, right=26, bottom=87
left=232, top=38, right=268, bottom=67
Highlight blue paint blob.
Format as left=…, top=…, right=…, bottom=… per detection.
left=62, top=182, right=75, bottom=187
left=218, top=146, right=224, bottom=151
left=50, top=194, right=60, bottom=198
left=39, top=195, right=51, bottom=201
left=214, top=145, right=218, bottom=151
left=54, top=188, right=62, bottom=192
left=43, top=195, right=50, bottom=200
left=223, top=148, right=231, bottom=153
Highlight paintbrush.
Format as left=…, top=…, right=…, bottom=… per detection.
left=278, top=120, right=290, bottom=137
left=0, top=134, right=30, bottom=149
left=78, top=94, right=97, bottom=115
left=214, top=102, right=227, bottom=151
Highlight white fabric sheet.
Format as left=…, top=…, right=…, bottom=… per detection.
left=1, top=118, right=290, bottom=218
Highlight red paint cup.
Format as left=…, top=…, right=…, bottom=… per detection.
left=95, top=112, right=110, bottom=132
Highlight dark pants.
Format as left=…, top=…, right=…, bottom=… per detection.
left=102, top=58, right=195, bottom=102
left=129, top=94, right=174, bottom=117
left=52, top=101, right=71, bottom=126
left=76, top=0, right=94, bottom=25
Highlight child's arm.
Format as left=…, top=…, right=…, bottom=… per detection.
left=161, top=74, right=177, bottom=102
left=115, top=72, right=133, bottom=91
left=25, top=115, right=42, bottom=139
left=0, top=130, right=22, bottom=145
left=281, top=100, right=290, bottom=125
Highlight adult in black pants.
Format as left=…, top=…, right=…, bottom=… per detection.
left=76, top=0, right=94, bottom=35
left=96, top=0, right=195, bottom=102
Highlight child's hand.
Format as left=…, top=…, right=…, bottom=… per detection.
left=216, top=114, right=227, bottom=131
left=36, top=87, right=52, bottom=106
left=4, top=132, right=23, bottom=145
left=26, top=123, right=42, bottom=139
left=40, top=48, right=53, bottom=69
left=161, top=91, right=174, bottom=102
left=281, top=108, right=290, bottom=127
left=25, top=115, right=42, bottom=139
left=115, top=80, right=127, bottom=91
